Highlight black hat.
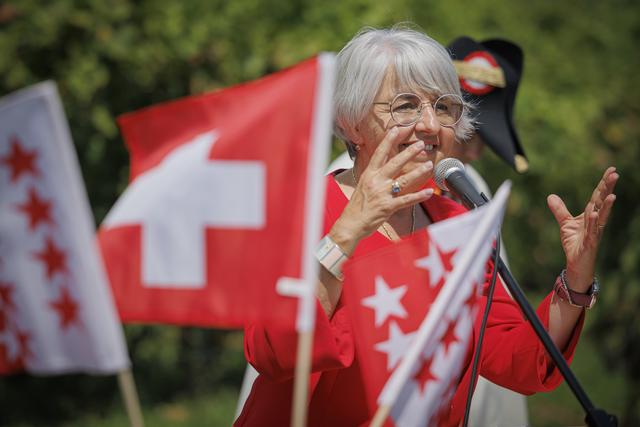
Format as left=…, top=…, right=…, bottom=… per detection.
left=448, top=36, right=528, bottom=173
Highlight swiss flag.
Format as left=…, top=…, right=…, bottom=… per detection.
left=342, top=185, right=509, bottom=427
left=98, top=55, right=335, bottom=329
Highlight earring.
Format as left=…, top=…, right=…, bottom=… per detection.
left=355, top=144, right=361, bottom=152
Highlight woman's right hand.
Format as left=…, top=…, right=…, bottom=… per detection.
left=330, top=126, right=435, bottom=255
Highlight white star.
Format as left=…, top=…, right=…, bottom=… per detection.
left=375, top=321, right=416, bottom=370
left=414, top=240, right=445, bottom=288
left=362, top=275, right=408, bottom=327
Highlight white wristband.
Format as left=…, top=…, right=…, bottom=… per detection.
left=315, top=235, right=348, bottom=281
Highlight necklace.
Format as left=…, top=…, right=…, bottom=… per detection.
left=350, top=166, right=416, bottom=240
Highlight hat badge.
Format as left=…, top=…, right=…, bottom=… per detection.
left=453, top=51, right=506, bottom=96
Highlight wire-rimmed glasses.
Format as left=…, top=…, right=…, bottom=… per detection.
left=373, top=93, right=464, bottom=127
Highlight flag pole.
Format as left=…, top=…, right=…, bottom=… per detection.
left=370, top=404, right=391, bottom=427
left=288, top=53, right=336, bottom=427
left=292, top=330, right=314, bottom=426
left=117, top=369, right=145, bottom=427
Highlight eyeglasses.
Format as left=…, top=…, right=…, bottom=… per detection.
left=373, top=93, right=465, bottom=127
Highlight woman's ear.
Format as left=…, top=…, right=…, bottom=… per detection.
left=351, top=134, right=363, bottom=151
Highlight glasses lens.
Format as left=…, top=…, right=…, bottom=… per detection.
left=390, top=94, right=422, bottom=126
left=434, top=94, right=464, bottom=126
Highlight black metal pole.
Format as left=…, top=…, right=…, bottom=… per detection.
left=495, top=257, right=618, bottom=427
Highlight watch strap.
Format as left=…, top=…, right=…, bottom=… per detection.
left=554, top=269, right=599, bottom=309
left=316, top=235, right=348, bottom=281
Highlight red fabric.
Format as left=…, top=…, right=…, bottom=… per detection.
left=99, top=57, right=322, bottom=328
left=235, top=174, right=584, bottom=427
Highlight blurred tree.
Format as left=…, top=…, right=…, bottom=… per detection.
left=591, top=98, right=640, bottom=425
left=0, top=0, right=638, bottom=425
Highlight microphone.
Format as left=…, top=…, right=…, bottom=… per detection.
left=433, top=158, right=487, bottom=209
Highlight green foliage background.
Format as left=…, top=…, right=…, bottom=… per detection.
left=1, top=0, right=638, bottom=425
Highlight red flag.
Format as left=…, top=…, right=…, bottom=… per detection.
left=98, top=55, right=334, bottom=329
left=0, top=82, right=129, bottom=375
left=342, top=186, right=509, bottom=427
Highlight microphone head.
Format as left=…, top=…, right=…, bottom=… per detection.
left=434, top=158, right=465, bottom=191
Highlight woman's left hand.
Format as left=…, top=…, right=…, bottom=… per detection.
left=547, top=167, right=619, bottom=291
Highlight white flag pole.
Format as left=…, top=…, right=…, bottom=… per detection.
left=117, top=369, right=145, bottom=427
left=370, top=182, right=511, bottom=427
left=273, top=53, right=336, bottom=427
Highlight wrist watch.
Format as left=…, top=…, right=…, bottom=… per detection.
left=315, top=235, right=348, bottom=281
left=553, top=269, right=599, bottom=309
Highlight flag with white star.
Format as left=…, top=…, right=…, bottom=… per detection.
left=342, top=184, right=510, bottom=427
left=0, top=82, right=129, bottom=375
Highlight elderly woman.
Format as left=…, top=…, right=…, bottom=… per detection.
left=235, top=26, right=618, bottom=427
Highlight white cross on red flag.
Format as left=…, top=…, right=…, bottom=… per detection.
left=342, top=183, right=510, bottom=427
left=0, top=82, right=129, bottom=375
left=98, top=55, right=335, bottom=330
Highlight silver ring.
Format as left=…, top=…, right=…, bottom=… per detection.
left=391, top=181, right=401, bottom=195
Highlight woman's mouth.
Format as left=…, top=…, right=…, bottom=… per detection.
left=400, top=142, right=437, bottom=152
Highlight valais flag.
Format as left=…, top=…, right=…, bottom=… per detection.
left=0, top=82, right=129, bottom=375
left=343, top=183, right=510, bottom=427
left=99, top=55, right=335, bottom=329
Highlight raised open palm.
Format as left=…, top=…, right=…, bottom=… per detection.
left=547, top=167, right=619, bottom=288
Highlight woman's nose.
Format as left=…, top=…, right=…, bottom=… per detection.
left=415, top=104, right=440, bottom=133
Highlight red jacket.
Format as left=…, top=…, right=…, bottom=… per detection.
left=235, top=175, right=583, bottom=427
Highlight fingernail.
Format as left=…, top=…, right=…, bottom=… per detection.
left=413, top=141, right=425, bottom=151
left=424, top=160, right=433, bottom=170
left=390, top=127, right=399, bottom=136
left=422, top=188, right=434, bottom=197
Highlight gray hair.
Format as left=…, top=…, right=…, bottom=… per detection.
left=334, top=25, right=475, bottom=157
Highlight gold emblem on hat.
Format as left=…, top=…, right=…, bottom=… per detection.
left=453, top=61, right=506, bottom=88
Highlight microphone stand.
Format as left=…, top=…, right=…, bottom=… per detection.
left=473, top=193, right=617, bottom=427
left=494, top=257, right=617, bottom=427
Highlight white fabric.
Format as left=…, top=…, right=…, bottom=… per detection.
left=326, top=150, right=354, bottom=173
left=0, top=82, right=129, bottom=374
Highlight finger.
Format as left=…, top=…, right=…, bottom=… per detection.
left=547, top=194, right=572, bottom=225
left=380, top=140, right=426, bottom=179
left=582, top=201, right=593, bottom=233
left=391, top=188, right=435, bottom=210
left=596, top=193, right=617, bottom=228
left=586, top=176, right=606, bottom=212
left=368, top=126, right=413, bottom=170
left=586, top=208, right=598, bottom=240
left=603, top=169, right=619, bottom=197
left=390, top=158, right=433, bottom=193
left=589, top=167, right=618, bottom=210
